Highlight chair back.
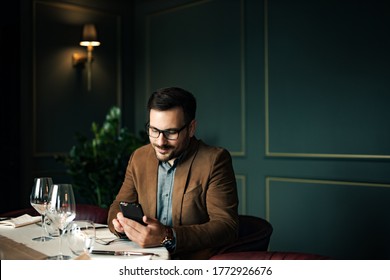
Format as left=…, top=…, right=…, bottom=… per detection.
left=217, top=215, right=273, bottom=254
left=75, top=204, right=108, bottom=224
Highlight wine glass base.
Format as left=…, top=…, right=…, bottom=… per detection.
left=46, top=255, right=72, bottom=260
left=32, top=236, right=53, bottom=242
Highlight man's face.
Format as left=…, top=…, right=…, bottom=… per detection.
left=149, top=107, right=195, bottom=165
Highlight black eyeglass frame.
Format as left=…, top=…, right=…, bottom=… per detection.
left=145, top=122, right=189, bottom=140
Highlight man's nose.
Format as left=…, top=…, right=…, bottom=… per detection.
left=156, top=132, right=168, bottom=145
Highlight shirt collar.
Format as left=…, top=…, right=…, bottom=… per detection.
left=160, top=150, right=187, bottom=169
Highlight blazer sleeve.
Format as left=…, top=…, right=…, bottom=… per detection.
left=107, top=152, right=139, bottom=233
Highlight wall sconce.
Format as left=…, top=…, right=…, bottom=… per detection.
left=72, top=24, right=101, bottom=91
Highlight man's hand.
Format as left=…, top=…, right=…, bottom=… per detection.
left=115, top=212, right=166, bottom=247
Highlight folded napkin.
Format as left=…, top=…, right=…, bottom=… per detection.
left=96, top=228, right=118, bottom=240
left=0, top=214, right=41, bottom=228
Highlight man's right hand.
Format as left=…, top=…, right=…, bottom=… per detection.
left=112, top=212, right=125, bottom=234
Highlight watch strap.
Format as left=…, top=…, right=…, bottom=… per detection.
left=161, top=226, right=175, bottom=252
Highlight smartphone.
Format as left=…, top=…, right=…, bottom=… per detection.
left=119, top=201, right=146, bottom=225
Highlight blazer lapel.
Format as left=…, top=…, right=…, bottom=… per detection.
left=143, top=146, right=159, bottom=218
left=171, top=138, right=199, bottom=226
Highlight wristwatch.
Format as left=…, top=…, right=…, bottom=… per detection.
left=161, top=226, right=175, bottom=252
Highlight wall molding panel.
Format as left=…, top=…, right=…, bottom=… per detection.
left=265, top=176, right=390, bottom=258
left=235, top=174, right=247, bottom=215
left=264, top=0, right=390, bottom=159
left=266, top=176, right=390, bottom=220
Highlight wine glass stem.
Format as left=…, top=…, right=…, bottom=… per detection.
left=40, top=214, right=45, bottom=242
left=58, top=229, right=64, bottom=260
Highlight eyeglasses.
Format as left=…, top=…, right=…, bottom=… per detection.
left=146, top=123, right=188, bottom=140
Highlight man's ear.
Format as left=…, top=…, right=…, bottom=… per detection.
left=189, top=119, right=197, bottom=137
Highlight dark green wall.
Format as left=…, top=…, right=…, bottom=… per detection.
left=133, top=0, right=390, bottom=259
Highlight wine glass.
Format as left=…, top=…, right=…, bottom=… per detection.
left=30, top=177, right=53, bottom=242
left=66, top=220, right=95, bottom=257
left=43, top=215, right=59, bottom=238
left=46, top=184, right=76, bottom=260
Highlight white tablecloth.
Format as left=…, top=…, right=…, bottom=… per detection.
left=0, top=220, right=169, bottom=260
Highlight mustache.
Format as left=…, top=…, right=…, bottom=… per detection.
left=153, top=144, right=173, bottom=150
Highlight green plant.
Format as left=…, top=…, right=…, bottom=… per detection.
left=56, top=106, right=147, bottom=208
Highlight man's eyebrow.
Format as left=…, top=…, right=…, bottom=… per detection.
left=149, top=125, right=180, bottom=131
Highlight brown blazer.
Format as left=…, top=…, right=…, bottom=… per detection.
left=108, top=137, right=239, bottom=259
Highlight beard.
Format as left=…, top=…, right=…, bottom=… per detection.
left=152, top=137, right=190, bottom=163
left=152, top=143, right=176, bottom=162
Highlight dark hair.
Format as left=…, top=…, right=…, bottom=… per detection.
left=147, top=87, right=197, bottom=124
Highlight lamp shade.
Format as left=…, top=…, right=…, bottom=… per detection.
left=80, top=24, right=100, bottom=47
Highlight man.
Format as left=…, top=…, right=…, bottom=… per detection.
left=108, top=87, right=239, bottom=259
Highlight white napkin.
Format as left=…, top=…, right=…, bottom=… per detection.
left=0, top=214, right=41, bottom=228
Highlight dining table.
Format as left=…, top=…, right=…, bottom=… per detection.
left=0, top=217, right=169, bottom=260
